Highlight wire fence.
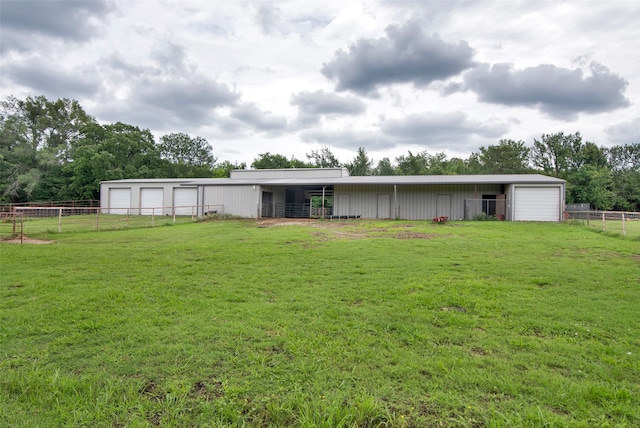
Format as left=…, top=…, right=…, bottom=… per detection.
left=0, top=199, right=100, bottom=213
left=565, top=210, right=640, bottom=238
left=0, top=205, right=224, bottom=241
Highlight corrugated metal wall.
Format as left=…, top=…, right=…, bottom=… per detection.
left=101, top=182, right=192, bottom=215
left=334, top=185, right=395, bottom=218
left=335, top=184, right=504, bottom=220
left=203, top=185, right=258, bottom=218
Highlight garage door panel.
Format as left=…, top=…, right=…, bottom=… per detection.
left=514, top=187, right=560, bottom=221
left=140, top=188, right=164, bottom=215
left=109, top=188, right=131, bottom=214
left=174, top=187, right=198, bottom=215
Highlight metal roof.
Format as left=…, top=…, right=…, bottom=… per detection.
left=99, top=178, right=196, bottom=184
left=182, top=174, right=565, bottom=186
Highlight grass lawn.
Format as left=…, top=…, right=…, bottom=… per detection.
left=1, top=219, right=638, bottom=427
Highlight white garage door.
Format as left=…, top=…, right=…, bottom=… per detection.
left=173, top=187, right=198, bottom=215
left=109, top=188, right=131, bottom=214
left=140, top=188, right=164, bottom=215
left=514, top=186, right=561, bottom=222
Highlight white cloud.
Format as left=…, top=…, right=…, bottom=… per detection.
left=454, top=62, right=629, bottom=119
left=1, top=0, right=638, bottom=165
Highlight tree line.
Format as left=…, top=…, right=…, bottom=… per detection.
left=1, top=95, right=638, bottom=210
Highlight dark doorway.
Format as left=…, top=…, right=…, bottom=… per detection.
left=261, top=191, right=273, bottom=217
left=482, top=194, right=497, bottom=216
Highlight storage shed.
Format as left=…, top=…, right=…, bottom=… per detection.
left=100, top=169, right=566, bottom=222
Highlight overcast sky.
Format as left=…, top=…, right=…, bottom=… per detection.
left=1, top=0, right=639, bottom=166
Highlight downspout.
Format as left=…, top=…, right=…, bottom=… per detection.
left=322, top=185, right=326, bottom=219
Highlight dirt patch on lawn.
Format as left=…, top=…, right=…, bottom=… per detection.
left=256, top=218, right=446, bottom=240
left=256, top=218, right=318, bottom=227
left=1, top=235, right=54, bottom=244
left=393, top=231, right=438, bottom=239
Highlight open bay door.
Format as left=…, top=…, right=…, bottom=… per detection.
left=513, top=186, right=561, bottom=221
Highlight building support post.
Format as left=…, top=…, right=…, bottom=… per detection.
left=322, top=186, right=326, bottom=219
left=393, top=185, right=397, bottom=219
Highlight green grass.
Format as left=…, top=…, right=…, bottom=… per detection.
left=578, top=219, right=640, bottom=240
left=1, top=220, right=639, bottom=427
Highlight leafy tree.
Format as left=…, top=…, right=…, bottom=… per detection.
left=445, top=157, right=471, bottom=175
left=251, top=152, right=309, bottom=169
left=466, top=153, right=483, bottom=174
left=424, top=152, right=449, bottom=175
left=575, top=141, right=607, bottom=169
left=0, top=95, right=95, bottom=202
left=530, top=132, right=580, bottom=178
left=345, top=147, right=373, bottom=176
left=306, top=145, right=340, bottom=168
left=607, top=142, right=639, bottom=172
left=64, top=123, right=162, bottom=199
left=252, top=152, right=290, bottom=169
left=212, top=160, right=246, bottom=178
left=607, top=143, right=640, bottom=210
left=566, top=165, right=615, bottom=210
left=474, top=139, right=531, bottom=174
left=530, top=132, right=605, bottom=178
left=288, top=157, right=311, bottom=168
left=396, top=151, right=458, bottom=175
left=396, top=151, right=428, bottom=175
left=373, top=157, right=396, bottom=175
left=158, top=132, right=216, bottom=177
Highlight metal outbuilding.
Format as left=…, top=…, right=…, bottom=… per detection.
left=100, top=168, right=566, bottom=222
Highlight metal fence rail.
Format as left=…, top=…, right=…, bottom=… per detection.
left=0, top=205, right=224, bottom=240
left=565, top=210, right=640, bottom=238
left=0, top=199, right=100, bottom=213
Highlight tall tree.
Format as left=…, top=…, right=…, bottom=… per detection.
left=306, top=145, right=340, bottom=168
left=424, top=152, right=449, bottom=175
left=530, top=132, right=582, bottom=178
left=396, top=151, right=428, bottom=175
left=607, top=143, right=640, bottom=210
left=373, top=157, right=396, bottom=175
left=64, top=123, right=162, bottom=199
left=0, top=95, right=95, bottom=202
left=251, top=152, right=309, bottom=169
left=158, top=132, right=216, bottom=177
left=566, top=165, right=615, bottom=210
left=345, top=147, right=373, bottom=176
left=395, top=151, right=456, bottom=175
left=445, top=157, right=471, bottom=175
left=212, top=160, right=246, bottom=178
left=474, top=139, right=531, bottom=174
